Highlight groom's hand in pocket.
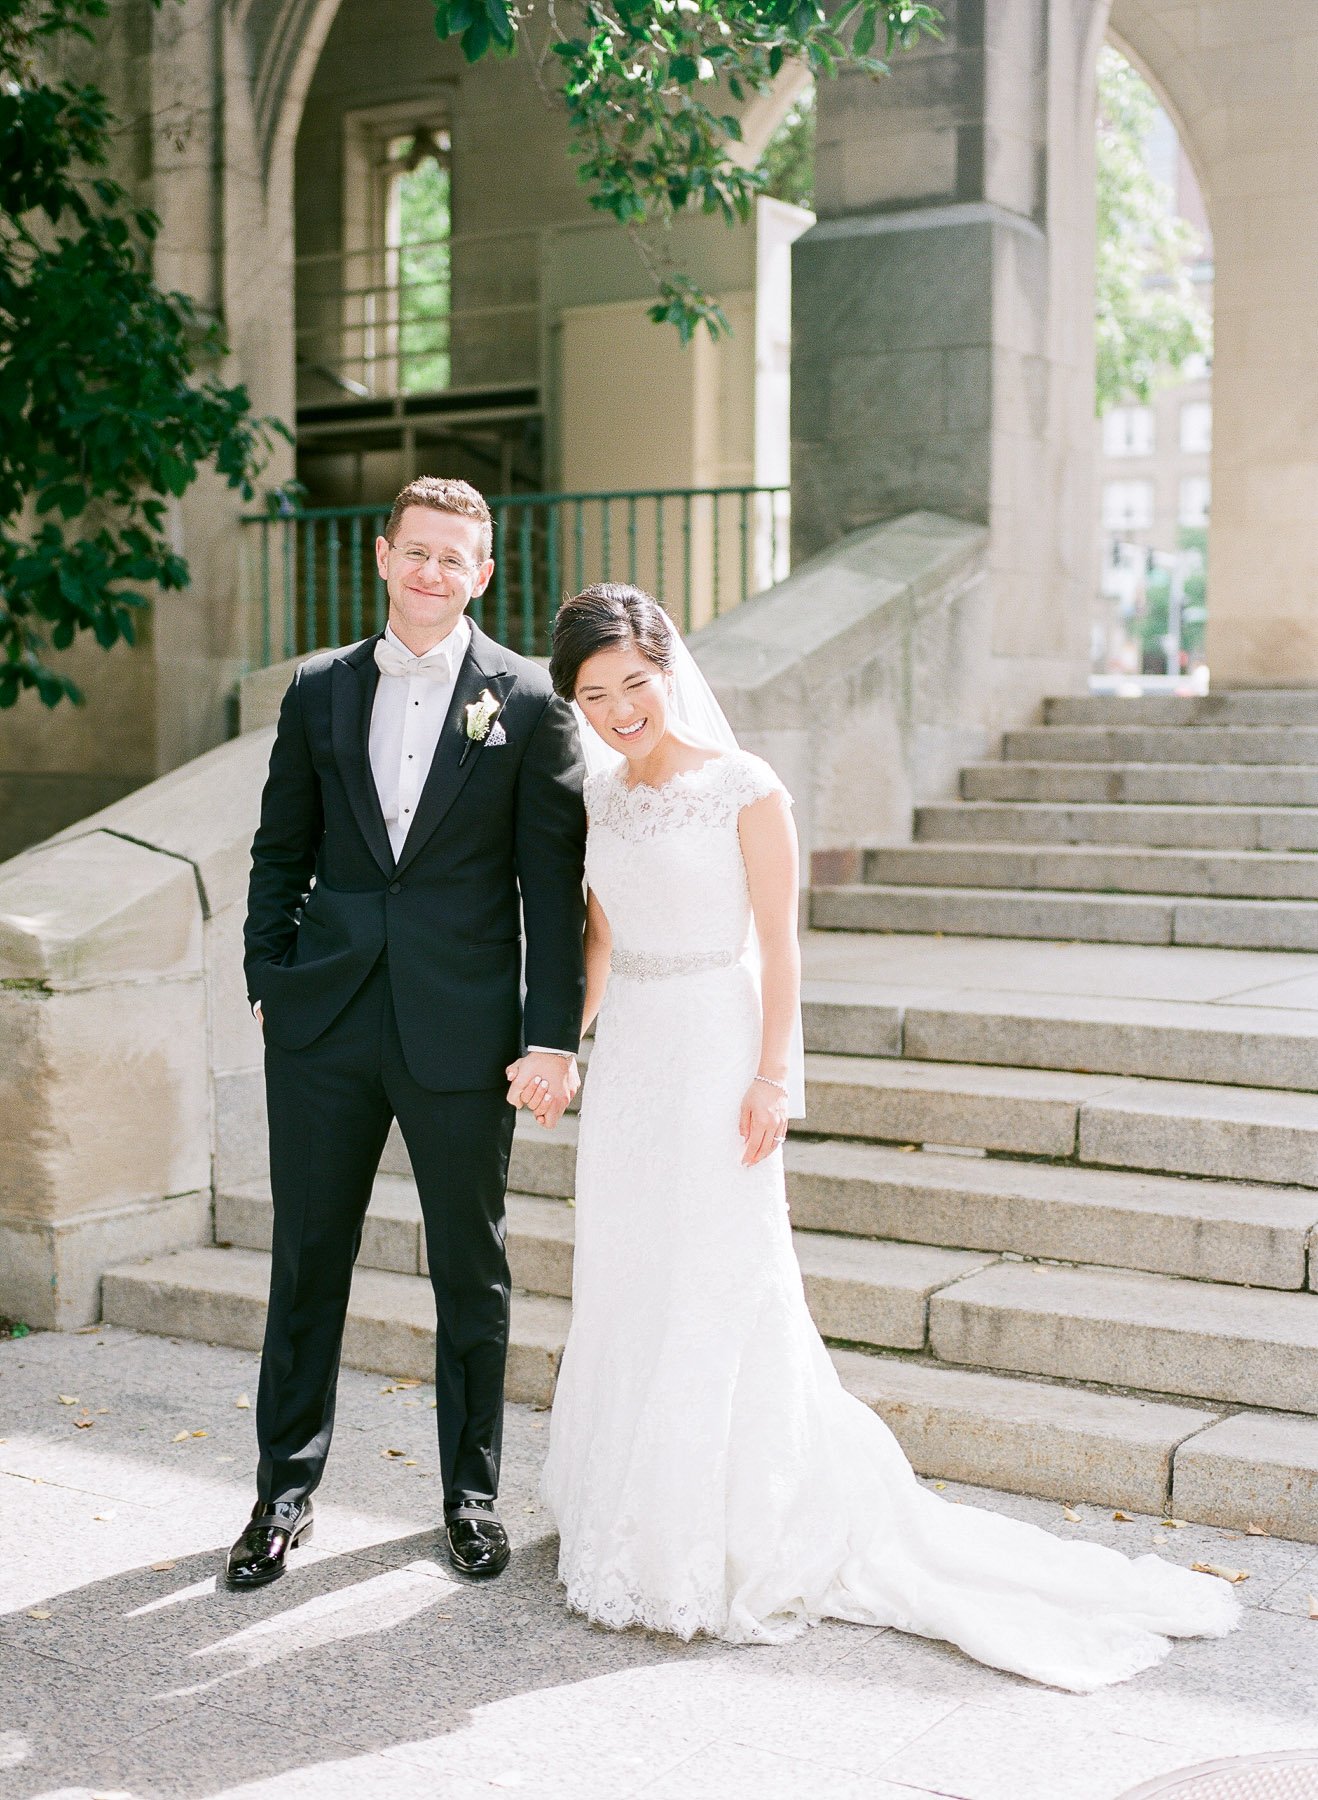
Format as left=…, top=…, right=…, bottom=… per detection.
left=505, top=1052, right=578, bottom=1129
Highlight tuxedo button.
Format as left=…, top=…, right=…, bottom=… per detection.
left=388, top=881, right=402, bottom=894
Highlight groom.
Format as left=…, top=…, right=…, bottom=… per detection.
left=228, top=476, right=586, bottom=1589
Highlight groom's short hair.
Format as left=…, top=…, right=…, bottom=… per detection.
left=385, top=477, right=493, bottom=561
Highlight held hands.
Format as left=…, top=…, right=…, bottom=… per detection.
left=506, top=1052, right=580, bottom=1130
left=739, top=1077, right=789, bottom=1167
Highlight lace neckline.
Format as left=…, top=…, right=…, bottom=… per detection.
left=615, top=752, right=733, bottom=798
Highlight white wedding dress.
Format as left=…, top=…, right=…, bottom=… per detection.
left=540, top=748, right=1240, bottom=1692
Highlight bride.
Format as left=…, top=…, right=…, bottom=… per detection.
left=517, top=580, right=1238, bottom=1692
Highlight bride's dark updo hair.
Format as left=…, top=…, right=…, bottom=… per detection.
left=549, top=582, right=675, bottom=700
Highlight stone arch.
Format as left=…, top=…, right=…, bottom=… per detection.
left=233, top=0, right=346, bottom=189
left=1104, top=0, right=1214, bottom=220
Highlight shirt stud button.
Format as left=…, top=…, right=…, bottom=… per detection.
left=388, top=881, right=402, bottom=894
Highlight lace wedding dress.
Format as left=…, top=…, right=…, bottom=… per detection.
left=540, top=748, right=1240, bottom=1692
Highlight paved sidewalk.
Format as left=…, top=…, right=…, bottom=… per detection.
left=1, top=1327, right=1315, bottom=1800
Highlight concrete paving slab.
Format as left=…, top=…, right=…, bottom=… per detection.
left=5, top=1328, right=1317, bottom=1800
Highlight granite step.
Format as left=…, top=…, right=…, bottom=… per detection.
left=810, top=882, right=1318, bottom=952
left=1043, top=692, right=1318, bottom=728
left=930, top=1260, right=1318, bottom=1412
left=961, top=760, right=1318, bottom=807
left=99, top=1243, right=1318, bottom=1535
left=215, top=1175, right=996, bottom=1353
left=802, top=1054, right=1318, bottom=1187
left=1004, top=726, right=1318, bottom=766
left=506, top=1119, right=1318, bottom=1290
left=798, top=981, right=1318, bottom=1094
left=91, top=1242, right=1217, bottom=1520
left=864, top=843, right=1318, bottom=903
left=914, top=801, right=1318, bottom=853
left=887, top=989, right=1318, bottom=1094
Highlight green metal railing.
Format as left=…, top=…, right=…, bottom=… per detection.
left=241, top=485, right=790, bottom=668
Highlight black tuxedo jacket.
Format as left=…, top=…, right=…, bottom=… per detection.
left=243, top=624, right=587, bottom=1091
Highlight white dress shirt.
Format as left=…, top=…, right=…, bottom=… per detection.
left=367, top=618, right=575, bottom=1064
left=369, top=616, right=472, bottom=860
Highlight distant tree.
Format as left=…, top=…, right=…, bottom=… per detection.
left=1095, top=46, right=1210, bottom=415
left=434, top=1, right=940, bottom=340
left=0, top=0, right=283, bottom=710
left=756, top=85, right=815, bottom=211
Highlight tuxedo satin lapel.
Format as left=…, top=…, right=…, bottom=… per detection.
left=331, top=645, right=395, bottom=878
left=392, top=629, right=515, bottom=878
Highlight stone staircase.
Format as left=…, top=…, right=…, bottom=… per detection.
left=102, top=692, right=1318, bottom=1541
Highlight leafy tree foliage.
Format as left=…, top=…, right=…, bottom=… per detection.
left=1095, top=47, right=1210, bottom=416
left=432, top=0, right=940, bottom=339
left=0, top=0, right=282, bottom=708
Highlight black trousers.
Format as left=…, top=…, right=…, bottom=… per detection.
left=256, top=958, right=516, bottom=1509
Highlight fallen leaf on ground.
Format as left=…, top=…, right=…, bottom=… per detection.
left=379, top=1385, right=396, bottom=1395
left=1160, top=1518, right=1189, bottom=1529
left=1192, top=1562, right=1250, bottom=1584
left=1112, top=1512, right=1134, bottom=1522
left=56, top=1395, right=78, bottom=1406
left=403, top=1460, right=417, bottom=1467
left=150, top=1560, right=177, bottom=1572
left=393, top=1378, right=421, bottom=1389
left=382, top=1448, right=405, bottom=1458
left=27, top=1610, right=51, bottom=1620
left=96, top=1408, right=110, bottom=1415
left=93, top=1513, right=113, bottom=1522
left=172, top=1430, right=190, bottom=1442
left=1308, top=1595, right=1318, bottom=1619
left=1245, top=1523, right=1267, bottom=1536
left=74, top=1419, right=94, bottom=1429
left=1062, top=1507, right=1081, bottom=1523
left=427, top=1399, right=437, bottom=1409
left=234, top=1394, right=250, bottom=1410
left=191, top=1430, right=207, bottom=1439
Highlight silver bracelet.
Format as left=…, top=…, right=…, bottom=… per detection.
left=754, top=1074, right=789, bottom=1096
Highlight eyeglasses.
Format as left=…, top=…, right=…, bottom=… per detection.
left=396, top=547, right=481, bottom=579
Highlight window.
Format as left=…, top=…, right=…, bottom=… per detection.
left=1179, top=477, right=1211, bottom=527
left=1103, top=407, right=1155, bottom=458
left=1180, top=402, right=1212, bottom=454
left=385, top=129, right=452, bottom=394
left=1103, top=481, right=1155, bottom=531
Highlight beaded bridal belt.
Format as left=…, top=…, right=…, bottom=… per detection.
left=610, top=946, right=741, bottom=982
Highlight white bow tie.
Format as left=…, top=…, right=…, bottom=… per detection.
left=374, top=637, right=458, bottom=681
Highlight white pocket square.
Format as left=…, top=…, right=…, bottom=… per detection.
left=485, top=720, right=508, bottom=747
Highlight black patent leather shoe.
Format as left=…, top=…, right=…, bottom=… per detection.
left=224, top=1497, right=315, bottom=1590
left=445, top=1500, right=510, bottom=1579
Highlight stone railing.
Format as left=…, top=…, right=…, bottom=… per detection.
left=0, top=510, right=988, bottom=1329
left=692, top=510, right=989, bottom=885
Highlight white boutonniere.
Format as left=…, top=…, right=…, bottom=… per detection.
left=461, top=688, right=503, bottom=762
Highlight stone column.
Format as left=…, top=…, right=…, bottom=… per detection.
left=792, top=0, right=1098, bottom=729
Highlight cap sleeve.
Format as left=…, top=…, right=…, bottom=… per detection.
left=724, top=750, right=792, bottom=813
